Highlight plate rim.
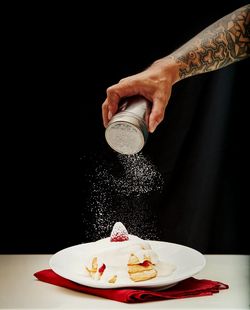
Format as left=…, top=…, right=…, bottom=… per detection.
left=49, top=240, right=206, bottom=289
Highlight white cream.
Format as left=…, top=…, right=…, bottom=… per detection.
left=84, top=234, right=176, bottom=283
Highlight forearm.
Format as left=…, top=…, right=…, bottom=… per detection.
left=102, top=5, right=249, bottom=131
left=154, top=5, right=250, bottom=82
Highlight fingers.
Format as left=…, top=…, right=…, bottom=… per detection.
left=102, top=71, right=172, bottom=132
left=106, top=88, right=120, bottom=118
left=149, top=97, right=167, bottom=133
left=102, top=80, right=140, bottom=127
left=102, top=89, right=120, bottom=128
left=148, top=83, right=172, bottom=132
left=102, top=98, right=109, bottom=128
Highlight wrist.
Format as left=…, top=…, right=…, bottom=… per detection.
left=151, top=56, right=181, bottom=85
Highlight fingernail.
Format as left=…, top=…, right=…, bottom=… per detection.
left=150, top=121, right=157, bottom=133
left=108, top=111, right=113, bottom=120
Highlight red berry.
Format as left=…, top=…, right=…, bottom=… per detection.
left=139, top=260, right=151, bottom=267
left=110, top=235, right=129, bottom=242
left=110, top=222, right=129, bottom=242
left=98, top=263, right=106, bottom=274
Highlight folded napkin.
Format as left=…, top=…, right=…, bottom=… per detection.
left=34, top=269, right=228, bottom=303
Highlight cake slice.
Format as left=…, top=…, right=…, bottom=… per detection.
left=128, top=253, right=157, bottom=282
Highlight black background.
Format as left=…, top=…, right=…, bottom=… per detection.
left=2, top=1, right=248, bottom=254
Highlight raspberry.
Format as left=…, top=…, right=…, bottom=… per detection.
left=139, top=260, right=151, bottom=267
left=110, top=222, right=129, bottom=242
left=98, top=263, right=106, bottom=274
left=110, top=235, right=129, bottom=242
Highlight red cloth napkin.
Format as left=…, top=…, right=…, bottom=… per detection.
left=34, top=269, right=228, bottom=303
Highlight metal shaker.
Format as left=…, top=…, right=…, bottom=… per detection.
left=105, top=95, right=151, bottom=155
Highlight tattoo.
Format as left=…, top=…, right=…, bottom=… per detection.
left=173, top=5, right=250, bottom=79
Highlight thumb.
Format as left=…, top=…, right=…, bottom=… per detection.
left=149, top=99, right=166, bottom=133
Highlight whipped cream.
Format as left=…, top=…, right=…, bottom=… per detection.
left=86, top=235, right=159, bottom=266
left=84, top=234, right=176, bottom=283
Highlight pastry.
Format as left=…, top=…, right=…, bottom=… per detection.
left=84, top=222, right=175, bottom=284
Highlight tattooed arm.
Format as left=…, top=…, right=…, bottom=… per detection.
left=102, top=5, right=250, bottom=132
left=168, top=4, right=250, bottom=79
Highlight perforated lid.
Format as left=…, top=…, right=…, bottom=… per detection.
left=105, top=121, right=145, bottom=155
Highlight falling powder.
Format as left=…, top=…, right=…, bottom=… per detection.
left=115, top=153, right=163, bottom=196
left=82, top=153, right=164, bottom=241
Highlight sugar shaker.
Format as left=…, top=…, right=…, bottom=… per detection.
left=105, top=95, right=151, bottom=155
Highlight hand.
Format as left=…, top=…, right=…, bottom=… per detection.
left=102, top=58, right=179, bottom=133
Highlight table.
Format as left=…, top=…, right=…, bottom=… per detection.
left=0, top=255, right=249, bottom=309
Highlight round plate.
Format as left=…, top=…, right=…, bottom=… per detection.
left=49, top=240, right=206, bottom=290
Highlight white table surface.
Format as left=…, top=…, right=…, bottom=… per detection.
left=0, top=254, right=249, bottom=309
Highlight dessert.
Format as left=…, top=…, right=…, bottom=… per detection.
left=84, top=222, right=175, bottom=284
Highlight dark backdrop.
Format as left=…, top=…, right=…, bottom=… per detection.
left=81, top=1, right=248, bottom=254
left=2, top=1, right=248, bottom=254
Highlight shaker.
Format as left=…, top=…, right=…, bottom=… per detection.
left=105, top=95, right=151, bottom=155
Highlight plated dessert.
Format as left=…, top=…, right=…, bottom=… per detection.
left=84, top=222, right=176, bottom=284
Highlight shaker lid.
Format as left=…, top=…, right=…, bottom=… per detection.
left=105, top=121, right=145, bottom=155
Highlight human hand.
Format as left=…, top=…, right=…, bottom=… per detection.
left=102, top=58, right=179, bottom=133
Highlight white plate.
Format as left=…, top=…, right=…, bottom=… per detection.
left=49, top=241, right=206, bottom=290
